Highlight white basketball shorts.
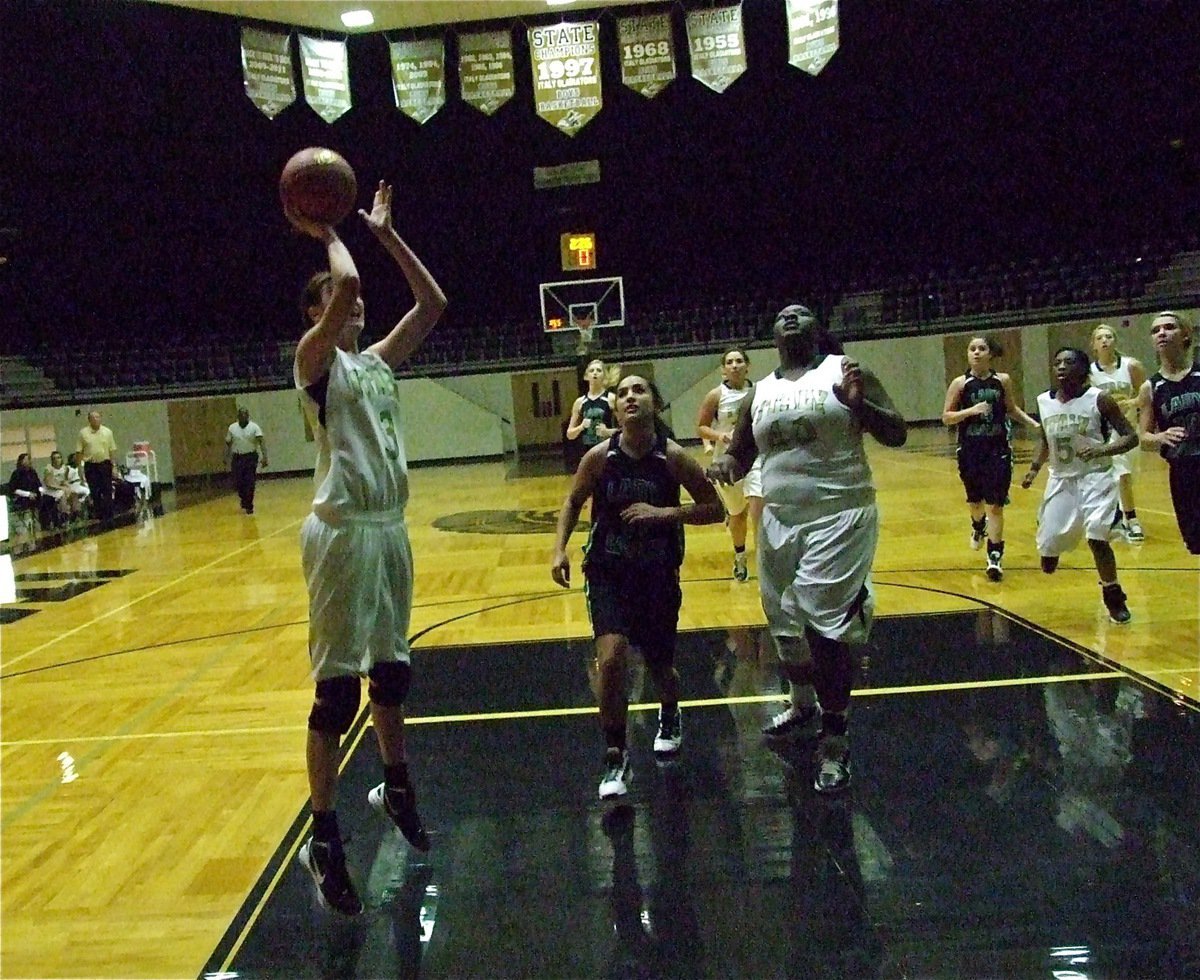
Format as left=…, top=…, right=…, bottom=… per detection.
left=301, top=510, right=414, bottom=681
left=758, top=502, right=878, bottom=645
left=1036, top=470, right=1119, bottom=557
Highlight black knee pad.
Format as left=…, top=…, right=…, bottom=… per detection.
left=367, top=660, right=411, bottom=707
left=308, top=676, right=361, bottom=734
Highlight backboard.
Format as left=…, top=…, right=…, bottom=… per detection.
left=540, top=276, right=625, bottom=333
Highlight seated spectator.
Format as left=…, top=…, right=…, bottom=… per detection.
left=42, top=450, right=74, bottom=525
left=6, top=453, right=46, bottom=531
left=65, top=451, right=92, bottom=518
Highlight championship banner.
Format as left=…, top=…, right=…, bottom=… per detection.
left=388, top=38, right=445, bottom=124
left=527, top=21, right=602, bottom=137
left=239, top=27, right=295, bottom=119
left=685, top=4, right=746, bottom=94
left=616, top=13, right=676, bottom=99
left=298, top=35, right=351, bottom=123
left=458, top=30, right=515, bottom=116
left=786, top=0, right=839, bottom=76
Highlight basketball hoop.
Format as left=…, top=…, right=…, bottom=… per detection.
left=575, top=322, right=595, bottom=356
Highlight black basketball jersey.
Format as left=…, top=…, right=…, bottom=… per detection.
left=1150, top=367, right=1200, bottom=461
left=579, top=394, right=615, bottom=448
left=584, top=432, right=684, bottom=570
left=956, top=372, right=1009, bottom=450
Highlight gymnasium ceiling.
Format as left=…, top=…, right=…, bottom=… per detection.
left=146, top=1, right=649, bottom=33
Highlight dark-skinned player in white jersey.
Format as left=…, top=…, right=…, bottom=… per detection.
left=709, top=305, right=907, bottom=794
left=1021, top=347, right=1138, bottom=623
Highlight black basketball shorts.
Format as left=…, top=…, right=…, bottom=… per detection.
left=583, top=562, right=682, bottom=664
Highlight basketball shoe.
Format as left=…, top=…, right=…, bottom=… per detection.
left=298, top=837, right=362, bottom=916
left=369, top=782, right=431, bottom=852
left=653, top=707, right=683, bottom=755
left=761, top=702, right=822, bottom=740
left=986, top=549, right=1003, bottom=581
left=1101, top=583, right=1132, bottom=625
left=969, top=518, right=987, bottom=550
left=599, top=748, right=632, bottom=799
left=814, top=734, right=852, bottom=794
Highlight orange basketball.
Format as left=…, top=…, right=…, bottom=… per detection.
left=279, top=147, right=357, bottom=225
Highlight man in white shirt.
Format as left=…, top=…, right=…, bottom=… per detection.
left=224, top=407, right=268, bottom=514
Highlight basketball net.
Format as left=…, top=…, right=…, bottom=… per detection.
left=574, top=315, right=596, bottom=356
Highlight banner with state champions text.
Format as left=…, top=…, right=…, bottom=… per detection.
left=528, top=21, right=602, bottom=136
left=786, top=0, right=839, bottom=76
left=459, top=30, right=515, bottom=116
left=298, top=35, right=351, bottom=123
left=239, top=27, right=295, bottom=119
left=388, top=38, right=445, bottom=123
left=617, top=13, right=676, bottom=99
left=686, top=4, right=746, bottom=94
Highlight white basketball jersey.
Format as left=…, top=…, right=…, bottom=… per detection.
left=751, top=355, right=874, bottom=514
left=1090, top=357, right=1136, bottom=423
left=714, top=381, right=752, bottom=434
left=703, top=381, right=752, bottom=452
left=1037, top=386, right=1112, bottom=478
left=1090, top=358, right=1134, bottom=400
left=298, top=348, right=409, bottom=523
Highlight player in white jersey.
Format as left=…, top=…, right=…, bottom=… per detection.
left=1089, top=324, right=1147, bottom=540
left=697, top=348, right=755, bottom=580
left=1021, top=348, right=1137, bottom=625
left=709, top=305, right=906, bottom=794
left=288, top=180, right=447, bottom=916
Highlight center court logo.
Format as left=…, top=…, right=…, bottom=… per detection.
left=433, top=509, right=590, bottom=535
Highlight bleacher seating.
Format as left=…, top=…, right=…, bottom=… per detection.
left=876, top=242, right=1186, bottom=330
left=6, top=234, right=1200, bottom=409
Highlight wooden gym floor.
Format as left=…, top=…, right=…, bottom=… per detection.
left=1, top=428, right=1197, bottom=978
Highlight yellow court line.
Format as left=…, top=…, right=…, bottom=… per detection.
left=1, top=724, right=311, bottom=748
left=0, top=517, right=305, bottom=671
left=848, top=671, right=1123, bottom=696
left=0, top=670, right=1123, bottom=747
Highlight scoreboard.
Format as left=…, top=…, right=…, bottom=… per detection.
left=560, top=232, right=596, bottom=271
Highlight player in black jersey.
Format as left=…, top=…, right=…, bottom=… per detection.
left=942, top=336, right=1040, bottom=580
left=552, top=375, right=723, bottom=800
left=567, top=359, right=617, bottom=450
left=1137, top=311, right=1200, bottom=553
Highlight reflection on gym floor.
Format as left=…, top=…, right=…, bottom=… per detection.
left=206, top=614, right=1200, bottom=979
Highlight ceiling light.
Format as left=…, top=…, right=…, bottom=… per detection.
left=340, top=9, right=375, bottom=28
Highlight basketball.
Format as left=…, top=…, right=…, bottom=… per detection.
left=279, top=147, right=357, bottom=225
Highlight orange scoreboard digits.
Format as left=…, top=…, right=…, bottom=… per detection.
left=560, top=231, right=596, bottom=271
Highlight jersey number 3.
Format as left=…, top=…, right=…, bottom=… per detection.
left=379, top=408, right=401, bottom=460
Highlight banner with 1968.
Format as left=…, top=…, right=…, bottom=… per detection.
left=617, top=13, right=676, bottom=99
